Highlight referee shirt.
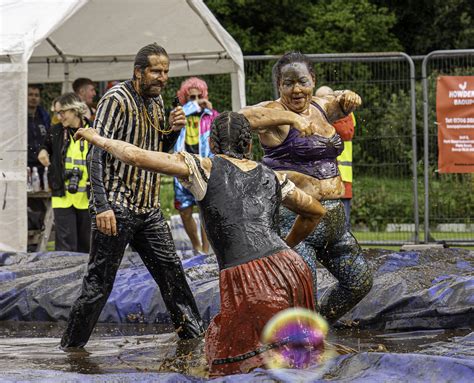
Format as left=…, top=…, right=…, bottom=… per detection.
left=90, top=80, right=179, bottom=214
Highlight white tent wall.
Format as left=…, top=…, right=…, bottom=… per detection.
left=0, top=0, right=245, bottom=252
left=28, top=0, right=246, bottom=111
left=0, top=59, right=28, bottom=251
left=0, top=0, right=88, bottom=252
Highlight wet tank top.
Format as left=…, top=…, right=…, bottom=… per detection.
left=197, top=156, right=288, bottom=270
left=262, top=101, right=344, bottom=179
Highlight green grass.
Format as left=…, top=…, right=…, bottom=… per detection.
left=160, top=175, right=473, bottom=250
left=44, top=176, right=474, bottom=253
left=354, top=231, right=474, bottom=250
left=159, top=176, right=176, bottom=220
left=354, top=231, right=474, bottom=242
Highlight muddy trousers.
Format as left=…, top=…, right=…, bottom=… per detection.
left=280, top=200, right=373, bottom=323
left=60, top=206, right=204, bottom=348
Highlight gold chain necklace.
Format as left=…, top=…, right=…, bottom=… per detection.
left=143, top=100, right=173, bottom=135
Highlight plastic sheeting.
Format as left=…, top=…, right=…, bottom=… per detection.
left=0, top=350, right=472, bottom=382
left=1, top=248, right=472, bottom=331
left=0, top=248, right=473, bottom=382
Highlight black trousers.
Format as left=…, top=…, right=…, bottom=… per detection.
left=54, top=207, right=91, bottom=253
left=60, top=206, right=204, bottom=348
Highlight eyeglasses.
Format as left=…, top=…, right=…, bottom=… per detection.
left=188, top=94, right=203, bottom=101
left=57, top=109, right=72, bottom=116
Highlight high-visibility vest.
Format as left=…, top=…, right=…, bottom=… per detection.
left=52, top=128, right=89, bottom=210
left=335, top=113, right=355, bottom=184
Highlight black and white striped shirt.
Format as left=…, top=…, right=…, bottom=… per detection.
left=90, top=80, right=178, bottom=214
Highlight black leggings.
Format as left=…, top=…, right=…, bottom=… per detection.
left=53, top=207, right=91, bottom=253
left=60, top=206, right=204, bottom=348
left=280, top=200, right=373, bottom=322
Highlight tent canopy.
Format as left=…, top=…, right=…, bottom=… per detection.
left=28, top=0, right=246, bottom=110
left=0, top=0, right=245, bottom=252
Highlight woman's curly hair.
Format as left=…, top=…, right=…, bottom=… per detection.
left=210, top=112, right=252, bottom=159
left=176, top=77, right=209, bottom=105
left=57, top=92, right=88, bottom=118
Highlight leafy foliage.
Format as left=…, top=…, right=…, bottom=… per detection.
left=205, top=0, right=401, bottom=54
left=370, top=0, right=474, bottom=54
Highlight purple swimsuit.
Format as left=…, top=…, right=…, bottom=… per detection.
left=262, top=102, right=344, bottom=179
left=262, top=129, right=343, bottom=179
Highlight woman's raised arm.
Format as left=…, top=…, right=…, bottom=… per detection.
left=314, top=90, right=362, bottom=123
left=240, top=103, right=318, bottom=145
left=75, top=128, right=190, bottom=178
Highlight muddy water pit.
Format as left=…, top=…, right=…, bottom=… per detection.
left=0, top=321, right=470, bottom=377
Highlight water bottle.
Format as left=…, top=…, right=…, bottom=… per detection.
left=26, top=167, right=33, bottom=192
left=43, top=166, right=50, bottom=192
left=32, top=167, right=41, bottom=192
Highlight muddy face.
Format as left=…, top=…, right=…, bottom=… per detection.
left=136, top=54, right=170, bottom=98
left=278, top=62, right=315, bottom=113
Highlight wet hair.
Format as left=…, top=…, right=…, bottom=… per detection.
left=28, top=84, right=43, bottom=92
left=210, top=112, right=252, bottom=159
left=274, top=51, right=315, bottom=86
left=57, top=92, right=88, bottom=118
left=177, top=77, right=209, bottom=105
left=72, top=78, right=95, bottom=93
left=133, top=43, right=168, bottom=79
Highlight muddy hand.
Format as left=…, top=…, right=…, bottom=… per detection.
left=96, top=209, right=117, bottom=236
left=169, top=106, right=186, bottom=131
left=294, top=117, right=318, bottom=137
left=337, top=91, right=362, bottom=115
left=74, top=127, right=98, bottom=142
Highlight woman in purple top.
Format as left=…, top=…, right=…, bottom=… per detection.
left=241, top=52, right=373, bottom=322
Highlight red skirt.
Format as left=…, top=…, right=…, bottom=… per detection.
left=205, top=249, right=315, bottom=377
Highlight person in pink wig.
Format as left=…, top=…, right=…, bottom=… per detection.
left=174, top=77, right=219, bottom=255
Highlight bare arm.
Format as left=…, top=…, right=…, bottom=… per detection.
left=278, top=176, right=326, bottom=248
left=240, top=102, right=318, bottom=138
left=314, top=90, right=362, bottom=123
left=75, top=128, right=190, bottom=178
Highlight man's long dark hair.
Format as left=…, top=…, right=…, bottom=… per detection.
left=210, top=112, right=252, bottom=159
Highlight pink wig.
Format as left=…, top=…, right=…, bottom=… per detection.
left=177, top=77, right=209, bottom=105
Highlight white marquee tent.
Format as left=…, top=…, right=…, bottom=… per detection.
left=0, top=0, right=246, bottom=251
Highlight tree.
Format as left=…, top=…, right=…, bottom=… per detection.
left=371, top=0, right=474, bottom=54
left=205, top=0, right=401, bottom=54
left=273, top=0, right=402, bottom=54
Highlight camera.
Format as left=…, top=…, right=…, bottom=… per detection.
left=64, top=167, right=83, bottom=194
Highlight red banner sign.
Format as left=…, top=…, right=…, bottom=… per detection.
left=436, top=76, right=474, bottom=173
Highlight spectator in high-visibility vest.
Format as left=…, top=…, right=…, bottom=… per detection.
left=38, top=92, right=91, bottom=252
left=316, top=86, right=355, bottom=230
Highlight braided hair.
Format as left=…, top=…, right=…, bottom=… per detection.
left=274, top=51, right=315, bottom=87
left=210, top=112, right=252, bottom=159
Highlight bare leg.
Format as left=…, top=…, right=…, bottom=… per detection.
left=179, top=206, right=202, bottom=252
left=200, top=221, right=210, bottom=254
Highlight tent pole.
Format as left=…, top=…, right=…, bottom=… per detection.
left=46, top=37, right=71, bottom=92
left=230, top=67, right=246, bottom=111
left=62, top=62, right=71, bottom=93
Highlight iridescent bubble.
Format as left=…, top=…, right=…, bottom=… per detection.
left=261, top=308, right=331, bottom=369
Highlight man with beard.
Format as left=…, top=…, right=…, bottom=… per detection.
left=60, top=43, right=204, bottom=349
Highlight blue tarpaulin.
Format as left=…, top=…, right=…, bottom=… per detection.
left=0, top=248, right=473, bottom=382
